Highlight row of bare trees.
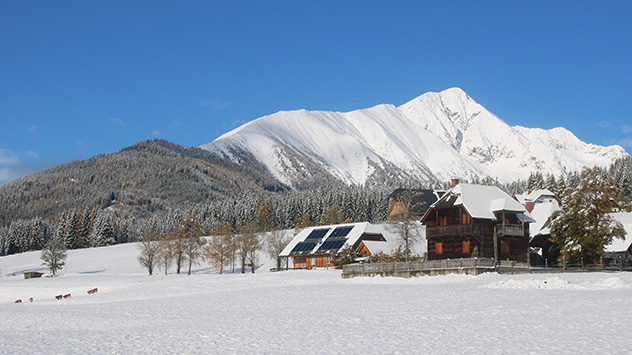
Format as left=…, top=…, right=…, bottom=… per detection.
left=137, top=204, right=295, bottom=275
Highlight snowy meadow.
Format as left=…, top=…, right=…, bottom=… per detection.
left=2, top=243, right=631, bottom=354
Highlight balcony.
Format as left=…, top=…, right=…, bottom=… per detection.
left=426, top=224, right=476, bottom=238
left=496, top=224, right=524, bottom=237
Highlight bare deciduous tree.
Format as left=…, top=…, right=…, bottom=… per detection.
left=137, top=219, right=161, bottom=275
left=237, top=221, right=261, bottom=273
left=265, top=229, right=290, bottom=270
left=204, top=223, right=234, bottom=274
left=388, top=215, right=424, bottom=262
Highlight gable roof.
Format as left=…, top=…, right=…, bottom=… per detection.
left=529, top=202, right=561, bottom=237
left=515, top=189, right=558, bottom=204
left=360, top=239, right=399, bottom=255
left=424, top=183, right=534, bottom=222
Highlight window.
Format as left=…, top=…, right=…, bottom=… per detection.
left=436, top=242, right=443, bottom=255
left=311, top=257, right=316, bottom=265
left=463, top=240, right=470, bottom=255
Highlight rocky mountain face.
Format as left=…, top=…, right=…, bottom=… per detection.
left=201, top=88, right=628, bottom=188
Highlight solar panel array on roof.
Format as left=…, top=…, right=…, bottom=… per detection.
left=290, top=241, right=317, bottom=254
left=305, top=228, right=330, bottom=240
left=317, top=239, right=347, bottom=252
left=329, top=226, right=353, bottom=238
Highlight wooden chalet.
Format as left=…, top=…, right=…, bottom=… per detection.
left=387, top=189, right=442, bottom=221
left=279, top=222, right=391, bottom=268
left=421, top=183, right=534, bottom=263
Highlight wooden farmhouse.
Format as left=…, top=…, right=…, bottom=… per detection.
left=280, top=222, right=394, bottom=268
left=387, top=188, right=442, bottom=221
left=421, top=183, right=535, bottom=263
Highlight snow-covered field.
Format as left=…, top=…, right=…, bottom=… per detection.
left=2, top=242, right=631, bottom=354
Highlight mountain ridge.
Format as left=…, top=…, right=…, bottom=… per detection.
left=201, top=88, right=628, bottom=187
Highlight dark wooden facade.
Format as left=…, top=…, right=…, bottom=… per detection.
left=423, top=205, right=530, bottom=262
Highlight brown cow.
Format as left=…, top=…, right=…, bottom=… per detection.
left=29, top=297, right=33, bottom=302
left=14, top=299, right=22, bottom=303
left=55, top=294, right=63, bottom=300
left=87, top=288, right=98, bottom=295
left=63, top=294, right=71, bottom=299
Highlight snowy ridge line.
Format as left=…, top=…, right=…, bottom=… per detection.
left=200, top=88, right=628, bottom=187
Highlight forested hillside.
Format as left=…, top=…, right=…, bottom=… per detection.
left=0, top=139, right=288, bottom=225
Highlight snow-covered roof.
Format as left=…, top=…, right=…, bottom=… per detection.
left=515, top=189, right=558, bottom=204
left=605, top=212, right=632, bottom=252
left=529, top=202, right=561, bottom=237
left=360, top=240, right=399, bottom=255
left=280, top=222, right=384, bottom=257
left=426, top=183, right=533, bottom=222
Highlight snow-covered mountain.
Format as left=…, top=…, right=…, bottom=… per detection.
left=200, top=88, right=628, bottom=187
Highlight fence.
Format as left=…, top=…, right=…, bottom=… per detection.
left=342, top=258, right=497, bottom=278
left=342, top=257, right=632, bottom=279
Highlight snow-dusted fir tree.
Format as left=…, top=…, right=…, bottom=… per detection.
left=25, top=217, right=47, bottom=251
left=41, top=236, right=67, bottom=276
left=89, top=213, right=115, bottom=247
left=551, top=167, right=626, bottom=265
left=0, top=226, right=8, bottom=256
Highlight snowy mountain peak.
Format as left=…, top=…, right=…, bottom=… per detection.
left=200, top=89, right=628, bottom=187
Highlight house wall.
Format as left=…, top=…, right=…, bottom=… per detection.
left=292, top=255, right=334, bottom=268
left=357, top=242, right=371, bottom=258
left=427, top=217, right=528, bottom=262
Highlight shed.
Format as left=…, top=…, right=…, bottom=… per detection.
left=24, top=271, right=44, bottom=279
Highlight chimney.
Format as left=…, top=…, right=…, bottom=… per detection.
left=526, top=201, right=535, bottom=213
left=450, top=179, right=460, bottom=188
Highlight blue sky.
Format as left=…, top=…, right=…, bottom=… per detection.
left=1, top=1, right=631, bottom=183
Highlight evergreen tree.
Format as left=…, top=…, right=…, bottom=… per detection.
left=90, top=213, right=115, bottom=247
left=319, top=204, right=347, bottom=225
left=551, top=168, right=627, bottom=265
left=40, top=236, right=67, bottom=276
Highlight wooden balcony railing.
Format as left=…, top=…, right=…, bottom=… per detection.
left=426, top=224, right=476, bottom=238
left=496, top=224, right=524, bottom=237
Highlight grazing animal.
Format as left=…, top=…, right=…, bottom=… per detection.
left=63, top=294, right=71, bottom=299
left=29, top=297, right=33, bottom=302
left=55, top=295, right=63, bottom=300
left=87, top=288, right=98, bottom=295
left=14, top=299, right=22, bottom=303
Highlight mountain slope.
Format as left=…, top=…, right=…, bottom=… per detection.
left=0, top=139, right=287, bottom=224
left=201, top=88, right=628, bottom=187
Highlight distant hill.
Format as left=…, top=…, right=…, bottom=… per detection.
left=201, top=88, right=629, bottom=187
left=0, top=139, right=288, bottom=225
